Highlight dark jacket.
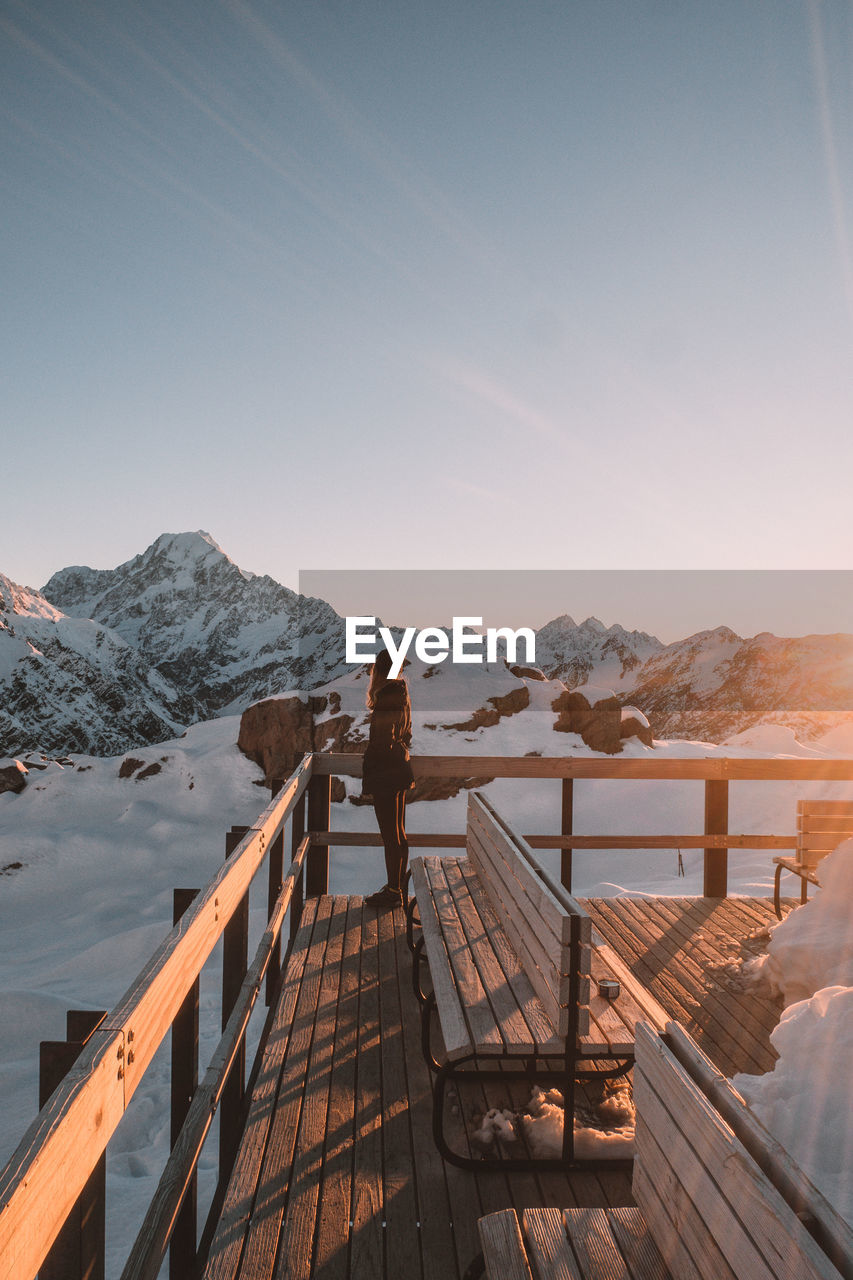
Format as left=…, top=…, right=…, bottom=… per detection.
left=361, top=679, right=414, bottom=796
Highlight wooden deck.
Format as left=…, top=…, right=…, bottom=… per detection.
left=202, top=892, right=786, bottom=1280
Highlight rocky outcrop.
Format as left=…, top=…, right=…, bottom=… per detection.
left=237, top=694, right=363, bottom=801
left=437, top=687, right=530, bottom=732
left=509, top=664, right=546, bottom=681
left=620, top=707, right=654, bottom=747
left=552, top=688, right=623, bottom=754
left=0, top=761, right=27, bottom=795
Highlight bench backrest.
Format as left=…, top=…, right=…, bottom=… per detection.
left=633, top=1021, right=847, bottom=1280
left=466, top=792, right=591, bottom=1041
left=797, top=800, right=853, bottom=870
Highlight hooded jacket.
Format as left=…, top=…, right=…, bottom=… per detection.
left=361, top=679, right=414, bottom=796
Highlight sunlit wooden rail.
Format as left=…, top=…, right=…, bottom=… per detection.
left=1, top=750, right=852, bottom=1279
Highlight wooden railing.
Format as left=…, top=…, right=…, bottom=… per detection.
left=2, top=750, right=852, bottom=1279
left=312, top=752, right=853, bottom=896
left=0, top=758, right=314, bottom=1280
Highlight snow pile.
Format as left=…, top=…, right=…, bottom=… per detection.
left=471, top=1107, right=517, bottom=1150
left=752, top=839, right=853, bottom=1004
left=735, top=986, right=853, bottom=1223
left=521, top=1082, right=636, bottom=1160
left=734, top=839, right=853, bottom=1224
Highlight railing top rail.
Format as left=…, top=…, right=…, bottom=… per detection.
left=311, top=751, right=853, bottom=782
left=0, top=755, right=313, bottom=1280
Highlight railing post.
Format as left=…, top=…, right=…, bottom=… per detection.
left=306, top=771, right=331, bottom=896
left=561, top=778, right=574, bottom=893
left=266, top=779, right=285, bottom=1006
left=290, top=792, right=306, bottom=944
left=220, top=826, right=249, bottom=1186
left=170, top=888, right=200, bottom=1280
left=39, top=1010, right=107, bottom=1280
left=704, top=779, right=729, bottom=897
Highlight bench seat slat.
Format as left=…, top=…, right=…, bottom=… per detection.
left=423, top=859, right=505, bottom=1056
left=520, top=1206, right=584, bottom=1280
left=772, top=856, right=819, bottom=885
left=467, top=828, right=576, bottom=1035
left=442, top=857, right=539, bottom=1055
left=478, top=1209, right=534, bottom=1280
left=457, top=858, right=565, bottom=1054
left=410, top=860, right=474, bottom=1061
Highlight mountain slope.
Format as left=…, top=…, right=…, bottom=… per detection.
left=43, top=531, right=348, bottom=714
left=0, top=574, right=202, bottom=756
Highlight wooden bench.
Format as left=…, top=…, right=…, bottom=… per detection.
left=475, top=1020, right=852, bottom=1280
left=773, top=800, right=853, bottom=918
left=408, top=792, right=667, bottom=1170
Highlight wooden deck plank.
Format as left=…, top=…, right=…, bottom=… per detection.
left=639, top=897, right=780, bottom=1042
left=235, top=897, right=335, bottom=1280
left=348, top=904, right=384, bottom=1280
left=204, top=898, right=320, bottom=1280
left=582, top=899, right=772, bottom=1076
left=273, top=897, right=349, bottom=1280
left=388, top=902, right=465, bottom=1280
left=376, top=903, right=423, bottom=1280
left=311, top=898, right=363, bottom=1280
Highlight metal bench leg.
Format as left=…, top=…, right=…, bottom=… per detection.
left=773, top=862, right=784, bottom=919
left=412, top=936, right=430, bottom=1006
left=420, top=990, right=443, bottom=1073
left=405, top=890, right=420, bottom=952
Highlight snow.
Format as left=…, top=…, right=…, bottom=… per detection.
left=734, top=838, right=853, bottom=1224
left=519, top=1081, right=636, bottom=1160
left=621, top=705, right=650, bottom=727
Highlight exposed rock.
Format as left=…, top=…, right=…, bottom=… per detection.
left=441, top=687, right=530, bottom=732
left=620, top=715, right=654, bottom=748
left=0, top=762, right=27, bottom=795
left=136, top=762, right=162, bottom=781
left=119, top=757, right=146, bottom=778
left=237, top=695, right=315, bottom=782
left=552, top=688, right=623, bottom=754
left=510, top=664, right=546, bottom=681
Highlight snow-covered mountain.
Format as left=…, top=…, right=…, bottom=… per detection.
left=43, top=532, right=348, bottom=716
left=623, top=628, right=853, bottom=740
left=0, top=573, right=201, bottom=756
left=1, top=529, right=845, bottom=758
left=535, top=614, right=664, bottom=689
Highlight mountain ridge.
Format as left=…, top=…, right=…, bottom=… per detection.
left=1, top=531, right=850, bottom=757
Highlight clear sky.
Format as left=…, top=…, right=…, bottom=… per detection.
left=3, top=0, right=853, bottom=600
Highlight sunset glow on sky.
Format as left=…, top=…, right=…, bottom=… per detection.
left=3, top=1, right=853, bottom=594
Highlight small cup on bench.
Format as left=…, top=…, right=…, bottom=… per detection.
left=597, top=978, right=621, bottom=1000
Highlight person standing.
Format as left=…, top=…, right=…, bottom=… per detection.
left=361, top=648, right=414, bottom=907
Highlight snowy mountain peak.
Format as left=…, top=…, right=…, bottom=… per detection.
left=0, top=574, right=64, bottom=623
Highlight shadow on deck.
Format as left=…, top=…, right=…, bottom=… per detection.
left=202, top=893, right=786, bottom=1280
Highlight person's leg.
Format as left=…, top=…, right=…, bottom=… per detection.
left=372, top=789, right=402, bottom=891
left=394, top=789, right=409, bottom=888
